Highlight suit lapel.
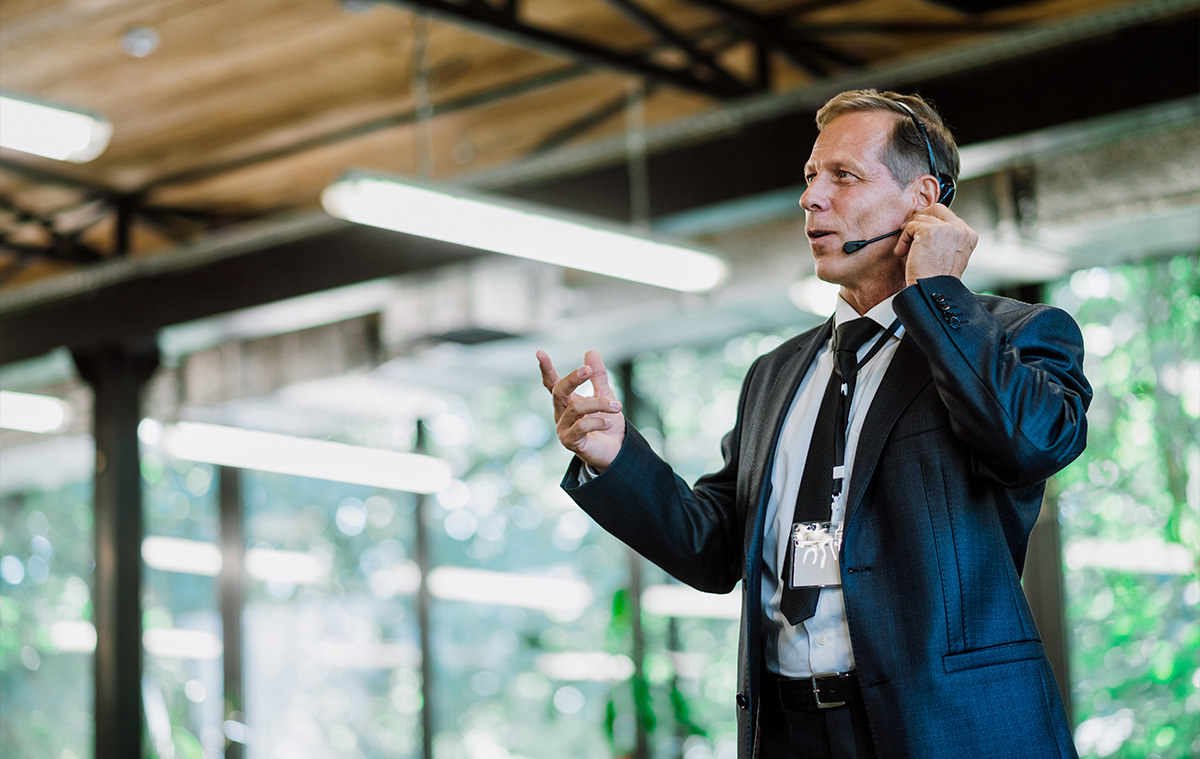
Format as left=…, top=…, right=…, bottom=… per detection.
left=844, top=334, right=932, bottom=526
left=737, top=326, right=830, bottom=748
left=749, top=319, right=831, bottom=504
left=741, top=319, right=831, bottom=560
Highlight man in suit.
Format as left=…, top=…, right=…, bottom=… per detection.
left=536, top=89, right=1090, bottom=758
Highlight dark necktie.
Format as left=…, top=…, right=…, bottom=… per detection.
left=779, top=317, right=880, bottom=625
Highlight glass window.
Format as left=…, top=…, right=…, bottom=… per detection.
left=1049, top=253, right=1200, bottom=758
left=241, top=470, right=422, bottom=759
left=632, top=330, right=799, bottom=759
left=426, top=381, right=631, bottom=758
left=0, top=394, right=95, bottom=759
left=141, top=453, right=223, bottom=757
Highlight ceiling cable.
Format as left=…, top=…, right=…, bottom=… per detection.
left=625, top=80, right=651, bottom=234
left=412, top=13, right=434, bottom=182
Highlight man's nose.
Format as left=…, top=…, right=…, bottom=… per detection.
left=799, top=180, right=826, bottom=211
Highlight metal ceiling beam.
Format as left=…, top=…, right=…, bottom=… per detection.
left=0, top=195, right=107, bottom=263
left=0, top=157, right=114, bottom=197
left=674, top=0, right=867, bottom=77
left=529, top=86, right=653, bottom=155
left=602, top=0, right=746, bottom=93
left=459, top=0, right=1199, bottom=194
left=139, top=63, right=591, bottom=191
left=500, top=13, right=1199, bottom=223
left=377, top=0, right=755, bottom=98
left=781, top=22, right=1017, bottom=34
left=0, top=5, right=1195, bottom=367
left=0, top=214, right=481, bottom=365
left=136, top=19, right=755, bottom=193
left=133, top=3, right=868, bottom=195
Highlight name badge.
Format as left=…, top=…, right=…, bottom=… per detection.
left=789, top=521, right=843, bottom=589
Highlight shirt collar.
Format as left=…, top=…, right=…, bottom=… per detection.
left=833, top=292, right=899, bottom=331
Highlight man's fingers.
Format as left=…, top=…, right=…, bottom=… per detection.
left=559, top=416, right=613, bottom=449
left=540, top=352, right=591, bottom=401
left=894, top=227, right=914, bottom=258
left=558, top=394, right=622, bottom=426
left=584, top=350, right=617, bottom=400
left=536, top=350, right=561, bottom=391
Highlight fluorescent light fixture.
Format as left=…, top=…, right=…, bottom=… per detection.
left=158, top=421, right=453, bottom=494
left=0, top=90, right=112, bottom=163
left=1065, top=538, right=1194, bottom=575
left=144, top=628, right=222, bottom=660
left=427, top=566, right=593, bottom=615
left=311, top=640, right=421, bottom=669
left=535, top=651, right=635, bottom=682
left=322, top=172, right=727, bottom=293
left=641, top=583, right=740, bottom=619
left=49, top=620, right=98, bottom=653
left=0, top=390, right=71, bottom=433
left=49, top=622, right=223, bottom=660
left=142, top=536, right=223, bottom=576
left=141, top=535, right=331, bottom=585
left=245, top=546, right=330, bottom=584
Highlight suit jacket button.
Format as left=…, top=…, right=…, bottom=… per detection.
left=949, top=316, right=961, bottom=329
left=736, top=693, right=749, bottom=709
left=932, top=292, right=944, bottom=301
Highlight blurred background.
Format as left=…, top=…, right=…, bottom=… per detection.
left=0, top=1, right=1196, bottom=758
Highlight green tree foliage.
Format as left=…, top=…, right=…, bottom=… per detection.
left=1051, top=253, right=1200, bottom=758
left=0, top=478, right=94, bottom=759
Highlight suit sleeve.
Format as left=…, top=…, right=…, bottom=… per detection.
left=894, top=275, right=1092, bottom=487
left=560, top=358, right=764, bottom=593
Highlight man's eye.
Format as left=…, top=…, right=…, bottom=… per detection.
left=803, top=174, right=815, bottom=185
left=837, top=170, right=853, bottom=180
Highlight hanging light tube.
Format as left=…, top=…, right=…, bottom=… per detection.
left=0, top=390, right=71, bottom=433
left=149, top=421, right=452, bottom=495
left=0, top=90, right=112, bottom=163
left=321, top=171, right=727, bottom=293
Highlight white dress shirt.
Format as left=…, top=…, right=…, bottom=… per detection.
left=761, top=294, right=904, bottom=678
left=577, top=293, right=904, bottom=677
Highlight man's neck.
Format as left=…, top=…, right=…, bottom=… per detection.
left=838, top=279, right=905, bottom=316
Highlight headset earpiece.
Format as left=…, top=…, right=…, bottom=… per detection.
left=895, top=102, right=956, bottom=208
left=937, top=178, right=955, bottom=207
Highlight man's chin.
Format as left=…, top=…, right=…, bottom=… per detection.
left=807, top=235, right=843, bottom=256
left=811, top=254, right=851, bottom=285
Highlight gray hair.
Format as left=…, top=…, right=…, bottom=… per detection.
left=816, top=89, right=960, bottom=189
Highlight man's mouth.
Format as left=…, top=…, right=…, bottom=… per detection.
left=807, top=230, right=834, bottom=240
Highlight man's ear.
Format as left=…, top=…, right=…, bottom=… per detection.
left=911, top=175, right=940, bottom=210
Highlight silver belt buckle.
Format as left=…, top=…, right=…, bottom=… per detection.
left=810, top=672, right=847, bottom=709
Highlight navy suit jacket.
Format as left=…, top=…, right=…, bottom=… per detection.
left=563, top=276, right=1091, bottom=758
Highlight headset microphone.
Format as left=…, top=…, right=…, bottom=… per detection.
left=842, top=229, right=901, bottom=254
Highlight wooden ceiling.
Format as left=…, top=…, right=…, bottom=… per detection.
left=0, top=0, right=1184, bottom=293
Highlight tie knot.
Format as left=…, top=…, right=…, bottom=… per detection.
left=835, top=318, right=879, bottom=356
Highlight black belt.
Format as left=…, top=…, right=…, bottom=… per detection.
left=769, top=670, right=860, bottom=711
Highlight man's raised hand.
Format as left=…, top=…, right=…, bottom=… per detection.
left=536, top=349, right=626, bottom=472
left=894, top=203, right=978, bottom=287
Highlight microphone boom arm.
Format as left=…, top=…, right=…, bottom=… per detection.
left=842, top=228, right=901, bottom=254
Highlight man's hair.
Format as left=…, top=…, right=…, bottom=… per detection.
left=816, top=89, right=960, bottom=191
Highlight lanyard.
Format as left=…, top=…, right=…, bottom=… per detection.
left=830, top=317, right=901, bottom=495
left=846, top=317, right=901, bottom=377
